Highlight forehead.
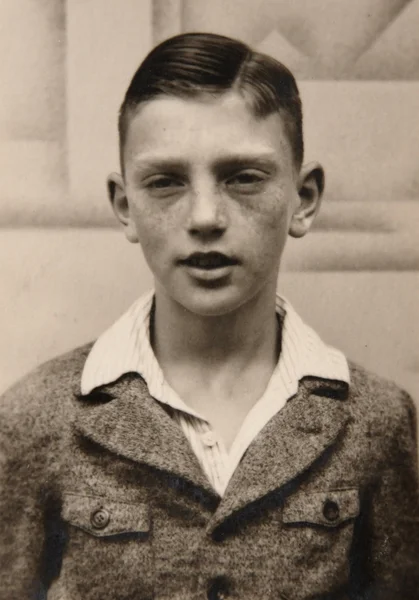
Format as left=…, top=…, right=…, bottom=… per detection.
left=123, top=92, right=294, bottom=169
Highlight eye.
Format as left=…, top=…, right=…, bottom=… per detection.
left=226, top=170, right=267, bottom=192
left=144, top=175, right=185, bottom=197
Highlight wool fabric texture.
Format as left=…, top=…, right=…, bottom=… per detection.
left=0, top=343, right=418, bottom=599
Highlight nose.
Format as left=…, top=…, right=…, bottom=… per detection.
left=186, top=185, right=228, bottom=238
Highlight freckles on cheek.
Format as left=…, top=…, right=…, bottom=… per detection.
left=247, top=192, right=290, bottom=230
left=133, top=206, right=179, bottom=254
left=133, top=199, right=182, bottom=225
left=131, top=202, right=160, bottom=230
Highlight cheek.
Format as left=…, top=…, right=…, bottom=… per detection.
left=130, top=195, right=185, bottom=234
left=236, top=192, right=293, bottom=269
left=129, top=202, right=185, bottom=277
left=130, top=203, right=168, bottom=248
left=130, top=212, right=164, bottom=265
left=238, top=189, right=292, bottom=240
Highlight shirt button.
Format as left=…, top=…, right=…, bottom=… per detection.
left=207, top=576, right=230, bottom=600
left=202, top=431, right=217, bottom=447
left=323, top=499, right=340, bottom=522
left=90, top=507, right=110, bottom=529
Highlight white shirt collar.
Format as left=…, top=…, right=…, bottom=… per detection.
left=81, top=290, right=349, bottom=401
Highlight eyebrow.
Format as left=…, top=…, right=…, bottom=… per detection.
left=131, top=152, right=279, bottom=174
left=213, top=154, right=279, bottom=173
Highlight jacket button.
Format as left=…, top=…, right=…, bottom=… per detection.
left=207, top=576, right=230, bottom=600
left=323, top=499, right=340, bottom=522
left=90, top=508, right=110, bottom=529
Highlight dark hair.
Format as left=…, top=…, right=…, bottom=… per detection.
left=118, top=32, right=303, bottom=170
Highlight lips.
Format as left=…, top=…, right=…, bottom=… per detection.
left=180, top=251, right=238, bottom=270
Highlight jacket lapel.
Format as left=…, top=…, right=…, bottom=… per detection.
left=74, top=372, right=350, bottom=522
left=74, top=373, right=216, bottom=496
left=208, top=378, right=350, bottom=531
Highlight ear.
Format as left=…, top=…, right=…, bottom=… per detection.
left=289, top=162, right=325, bottom=239
left=107, top=172, right=139, bottom=243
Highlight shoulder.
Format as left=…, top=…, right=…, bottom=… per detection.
left=347, top=360, right=415, bottom=415
left=2, top=342, right=93, bottom=398
left=0, top=344, right=95, bottom=505
left=346, top=360, right=417, bottom=454
left=0, top=343, right=94, bottom=436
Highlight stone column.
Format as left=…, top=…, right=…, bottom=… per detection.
left=66, top=0, right=153, bottom=225
left=0, top=0, right=67, bottom=225
left=153, top=0, right=183, bottom=44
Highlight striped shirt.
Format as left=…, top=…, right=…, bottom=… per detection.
left=81, top=290, right=349, bottom=496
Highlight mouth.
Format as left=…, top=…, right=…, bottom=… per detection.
left=179, top=252, right=239, bottom=270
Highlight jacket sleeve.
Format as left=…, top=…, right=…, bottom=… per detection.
left=352, top=391, right=419, bottom=599
left=0, top=377, right=57, bottom=600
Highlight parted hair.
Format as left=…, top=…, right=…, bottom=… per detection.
left=118, top=32, right=304, bottom=170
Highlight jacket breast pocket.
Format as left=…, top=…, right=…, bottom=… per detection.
left=60, top=493, right=153, bottom=600
left=282, top=488, right=360, bottom=529
left=62, top=492, right=150, bottom=539
left=277, top=489, right=360, bottom=598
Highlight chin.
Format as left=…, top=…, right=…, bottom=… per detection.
left=176, top=287, right=252, bottom=318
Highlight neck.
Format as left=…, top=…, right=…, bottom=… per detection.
left=152, top=286, right=280, bottom=374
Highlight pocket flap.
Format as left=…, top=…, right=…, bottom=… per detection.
left=282, top=488, right=359, bottom=528
left=62, top=493, right=150, bottom=537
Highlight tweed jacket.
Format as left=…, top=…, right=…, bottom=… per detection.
left=0, top=343, right=418, bottom=600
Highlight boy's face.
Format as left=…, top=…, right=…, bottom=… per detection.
left=109, top=92, right=322, bottom=317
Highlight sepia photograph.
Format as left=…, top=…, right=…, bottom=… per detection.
left=0, top=1, right=418, bottom=598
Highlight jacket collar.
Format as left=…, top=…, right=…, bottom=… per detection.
left=80, top=291, right=350, bottom=406
left=74, top=371, right=350, bottom=521
left=208, top=377, right=350, bottom=530
left=75, top=373, right=216, bottom=497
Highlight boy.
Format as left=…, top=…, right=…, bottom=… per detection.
left=0, top=32, right=418, bottom=600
